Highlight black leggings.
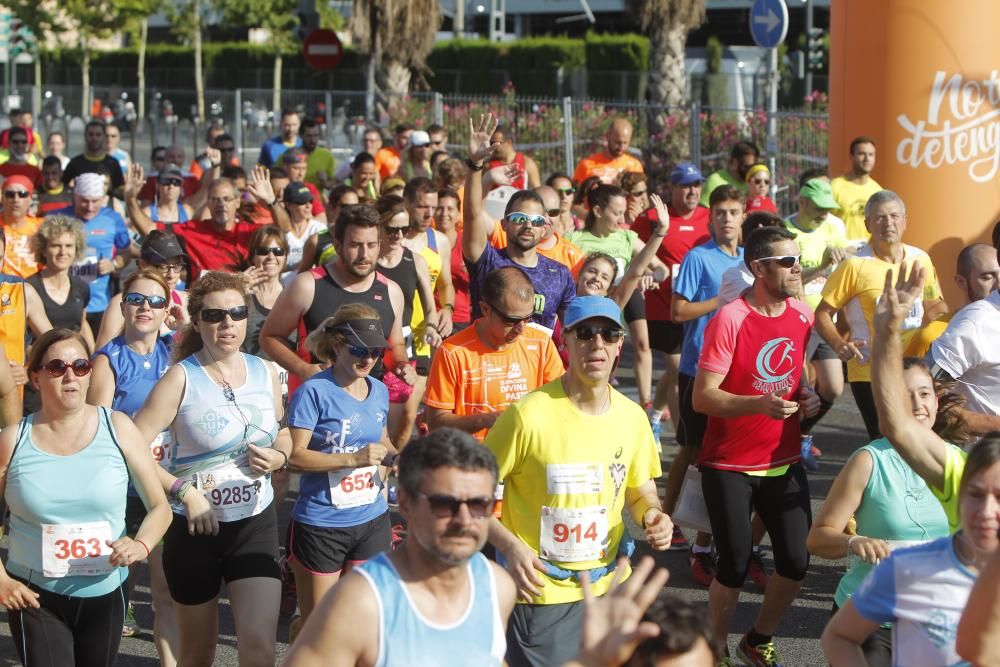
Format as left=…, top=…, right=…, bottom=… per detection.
left=7, top=576, right=128, bottom=667
left=831, top=603, right=892, bottom=667
left=850, top=381, right=882, bottom=441
left=701, top=464, right=812, bottom=588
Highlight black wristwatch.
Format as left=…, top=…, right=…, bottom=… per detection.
left=464, top=158, right=485, bottom=172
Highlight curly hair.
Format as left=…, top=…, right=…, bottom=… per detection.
left=32, top=215, right=87, bottom=266
left=172, top=272, right=250, bottom=363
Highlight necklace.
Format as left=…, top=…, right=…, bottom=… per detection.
left=127, top=342, right=156, bottom=370
left=202, top=348, right=237, bottom=402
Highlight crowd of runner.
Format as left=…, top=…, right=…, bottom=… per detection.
left=0, top=104, right=995, bottom=667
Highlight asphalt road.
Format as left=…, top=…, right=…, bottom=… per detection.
left=0, top=356, right=872, bottom=666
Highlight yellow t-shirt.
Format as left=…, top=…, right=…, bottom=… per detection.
left=411, top=236, right=442, bottom=358
left=820, top=244, right=943, bottom=382
left=483, top=380, right=662, bottom=605
left=930, top=445, right=967, bottom=534
left=784, top=218, right=849, bottom=310
left=830, top=175, right=882, bottom=242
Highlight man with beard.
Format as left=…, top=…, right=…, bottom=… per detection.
left=699, top=142, right=760, bottom=207
left=260, top=204, right=413, bottom=393
left=487, top=186, right=585, bottom=272
left=258, top=108, right=302, bottom=168
left=282, top=428, right=516, bottom=667
left=464, top=115, right=575, bottom=334
left=693, top=225, right=819, bottom=666
left=573, top=118, right=644, bottom=185
left=831, top=136, right=882, bottom=242
left=62, top=121, right=125, bottom=194
left=300, top=118, right=335, bottom=192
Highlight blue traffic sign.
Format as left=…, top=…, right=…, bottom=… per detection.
left=750, top=0, right=789, bottom=49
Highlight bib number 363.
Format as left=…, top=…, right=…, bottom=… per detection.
left=328, top=465, right=380, bottom=509
left=539, top=506, right=609, bottom=563
left=41, top=521, right=115, bottom=578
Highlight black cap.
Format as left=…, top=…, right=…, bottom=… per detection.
left=141, top=233, right=187, bottom=263
left=159, top=166, right=184, bottom=181
left=331, top=319, right=388, bottom=348
left=283, top=181, right=314, bottom=205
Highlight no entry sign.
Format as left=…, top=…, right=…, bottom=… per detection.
left=303, top=29, right=343, bottom=70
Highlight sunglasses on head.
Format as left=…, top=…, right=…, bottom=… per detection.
left=3, top=190, right=29, bottom=199
left=160, top=178, right=182, bottom=188
left=200, top=306, right=249, bottom=323
left=347, top=345, right=385, bottom=359
left=756, top=254, right=800, bottom=268
left=254, top=246, right=287, bottom=257
left=506, top=212, right=547, bottom=228
left=571, top=324, right=624, bottom=343
left=41, top=358, right=93, bottom=378
left=486, top=301, right=533, bottom=326
left=414, top=491, right=495, bottom=519
left=123, top=292, right=168, bottom=309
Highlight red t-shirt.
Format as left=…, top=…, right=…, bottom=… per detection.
left=157, top=217, right=256, bottom=278
left=697, top=297, right=813, bottom=472
left=0, top=162, right=41, bottom=189
left=450, top=231, right=471, bottom=324
left=632, top=205, right=711, bottom=321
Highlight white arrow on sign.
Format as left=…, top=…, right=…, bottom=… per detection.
left=754, top=9, right=779, bottom=33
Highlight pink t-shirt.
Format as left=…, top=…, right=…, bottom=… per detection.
left=698, top=296, right=814, bottom=472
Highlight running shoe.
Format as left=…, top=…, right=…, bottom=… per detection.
left=391, top=523, right=407, bottom=549
left=122, top=602, right=139, bottom=637
left=689, top=549, right=717, bottom=587
left=746, top=550, right=770, bottom=588
left=800, top=435, right=820, bottom=471
left=737, top=635, right=784, bottom=667
left=670, top=525, right=690, bottom=551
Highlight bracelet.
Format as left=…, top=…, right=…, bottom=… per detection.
left=847, top=535, right=863, bottom=552
left=169, top=478, right=186, bottom=498
left=135, top=539, right=151, bottom=559
left=442, top=303, right=454, bottom=311
left=175, top=481, right=194, bottom=503
left=276, top=449, right=289, bottom=471
left=464, top=158, right=485, bottom=172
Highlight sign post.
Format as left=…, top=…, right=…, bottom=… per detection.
left=750, top=0, right=789, bottom=194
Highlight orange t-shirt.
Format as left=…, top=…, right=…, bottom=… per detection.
left=375, top=147, right=401, bottom=181
left=1, top=217, right=42, bottom=278
left=488, top=221, right=585, bottom=272
left=572, top=152, right=644, bottom=185
left=424, top=323, right=564, bottom=441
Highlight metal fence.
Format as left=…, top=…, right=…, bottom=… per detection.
left=26, top=84, right=828, bottom=214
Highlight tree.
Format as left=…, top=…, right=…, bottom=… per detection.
left=61, top=0, right=128, bottom=117
left=627, top=0, right=705, bottom=109
left=349, top=0, right=440, bottom=110
left=2, top=2, right=59, bottom=119
left=217, top=0, right=298, bottom=116
left=164, top=0, right=206, bottom=122
left=121, top=0, right=166, bottom=125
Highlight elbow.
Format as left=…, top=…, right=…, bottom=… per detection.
left=691, top=389, right=709, bottom=415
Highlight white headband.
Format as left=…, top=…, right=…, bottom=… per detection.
left=74, top=173, right=106, bottom=199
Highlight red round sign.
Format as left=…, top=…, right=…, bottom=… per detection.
left=303, top=29, right=343, bottom=71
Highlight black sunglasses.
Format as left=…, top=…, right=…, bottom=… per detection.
left=160, top=178, right=183, bottom=188
left=254, top=246, right=287, bottom=257
left=123, top=292, right=168, bottom=309
left=200, top=306, right=249, bottom=323
left=571, top=324, right=624, bottom=343
left=756, top=254, right=800, bottom=268
left=3, top=190, right=30, bottom=199
left=414, top=491, right=495, bottom=519
left=486, top=301, right=533, bottom=326
left=384, top=225, right=409, bottom=236
left=41, top=358, right=93, bottom=378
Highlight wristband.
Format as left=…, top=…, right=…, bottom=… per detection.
left=276, top=449, right=289, bottom=471
left=175, top=481, right=194, bottom=503
left=442, top=303, right=455, bottom=312
left=169, top=478, right=186, bottom=498
left=847, top=535, right=863, bottom=552
left=464, top=158, right=485, bottom=172
left=135, top=539, right=151, bottom=559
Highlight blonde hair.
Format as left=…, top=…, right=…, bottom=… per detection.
left=122, top=268, right=170, bottom=297
left=33, top=215, right=87, bottom=265
left=306, top=303, right=381, bottom=363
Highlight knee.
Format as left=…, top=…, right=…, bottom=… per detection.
left=715, top=545, right=753, bottom=589
left=238, top=633, right=277, bottom=667
left=773, top=547, right=810, bottom=582
left=179, top=644, right=216, bottom=667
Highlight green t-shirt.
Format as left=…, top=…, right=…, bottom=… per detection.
left=564, top=229, right=637, bottom=285
left=305, top=148, right=336, bottom=191
left=931, top=445, right=967, bottom=534
left=699, top=169, right=748, bottom=207
left=783, top=217, right=848, bottom=310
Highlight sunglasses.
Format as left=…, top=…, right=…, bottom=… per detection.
left=3, top=190, right=30, bottom=199
left=123, top=292, right=168, bottom=309
left=486, top=301, right=533, bottom=326
left=756, top=254, right=800, bottom=268
left=571, top=324, right=625, bottom=343
left=506, top=212, right=547, bottom=228
left=546, top=208, right=562, bottom=217
left=217, top=145, right=235, bottom=152
left=200, top=306, right=249, bottom=323
left=347, top=345, right=385, bottom=359
left=557, top=187, right=575, bottom=196
left=160, top=178, right=182, bottom=188
left=414, top=491, right=495, bottom=520
left=384, top=225, right=409, bottom=236
left=41, top=358, right=93, bottom=378
left=154, top=263, right=184, bottom=274
left=254, top=246, right=287, bottom=257
left=152, top=155, right=166, bottom=162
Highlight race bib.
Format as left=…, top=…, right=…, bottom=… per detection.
left=149, top=430, right=173, bottom=466
left=41, top=521, right=115, bottom=578
left=328, top=465, right=381, bottom=509
left=539, top=505, right=609, bottom=563
left=72, top=251, right=100, bottom=284
left=546, top=463, right=603, bottom=495
left=197, top=468, right=267, bottom=521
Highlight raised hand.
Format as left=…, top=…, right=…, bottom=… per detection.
left=649, top=193, right=670, bottom=236
left=873, top=262, right=926, bottom=334
left=247, top=164, right=276, bottom=205
left=468, top=113, right=501, bottom=165
left=124, top=163, right=145, bottom=200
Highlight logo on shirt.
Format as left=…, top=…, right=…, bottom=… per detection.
left=609, top=463, right=626, bottom=501
left=752, top=337, right=796, bottom=394
left=196, top=410, right=230, bottom=437
left=920, top=610, right=958, bottom=649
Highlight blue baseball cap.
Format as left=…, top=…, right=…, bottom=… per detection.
left=670, top=162, right=704, bottom=186
left=563, top=296, right=623, bottom=330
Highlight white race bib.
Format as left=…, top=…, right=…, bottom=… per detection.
left=539, top=505, right=609, bottom=563
left=546, top=463, right=603, bottom=495
left=41, top=521, right=115, bottom=578
left=197, top=468, right=267, bottom=521
left=149, top=430, right=172, bottom=466
left=328, top=466, right=381, bottom=509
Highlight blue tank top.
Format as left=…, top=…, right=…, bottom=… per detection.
left=289, top=371, right=389, bottom=528
left=169, top=353, right=277, bottom=518
left=98, top=336, right=172, bottom=416
left=357, top=552, right=505, bottom=667
left=5, top=408, right=129, bottom=597
left=148, top=201, right=189, bottom=223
